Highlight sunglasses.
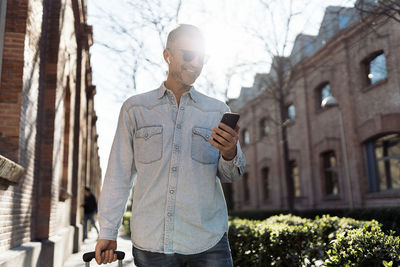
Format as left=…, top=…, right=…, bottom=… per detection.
left=178, top=49, right=208, bottom=64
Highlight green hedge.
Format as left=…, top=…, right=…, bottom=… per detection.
left=122, top=211, right=131, bottom=236
left=228, top=214, right=400, bottom=266
left=122, top=211, right=400, bottom=266
left=229, top=207, right=400, bottom=235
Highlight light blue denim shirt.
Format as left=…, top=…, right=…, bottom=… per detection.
left=98, top=83, right=246, bottom=254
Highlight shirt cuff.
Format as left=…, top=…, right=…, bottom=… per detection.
left=219, top=144, right=246, bottom=173
left=99, top=227, right=119, bottom=241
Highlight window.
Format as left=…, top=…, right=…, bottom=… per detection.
left=321, top=151, right=339, bottom=196
left=286, top=104, right=296, bottom=122
left=243, top=129, right=250, bottom=145
left=365, top=134, right=400, bottom=192
left=289, top=160, right=301, bottom=197
left=261, top=167, right=269, bottom=200
left=243, top=173, right=250, bottom=203
left=259, top=118, right=269, bottom=137
left=339, top=15, right=349, bottom=29
left=305, top=42, right=313, bottom=55
left=0, top=0, right=7, bottom=86
left=317, top=83, right=332, bottom=109
left=363, top=51, right=388, bottom=86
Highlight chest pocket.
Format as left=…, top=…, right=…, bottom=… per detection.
left=191, top=127, right=219, bottom=164
left=135, top=126, right=163, bottom=164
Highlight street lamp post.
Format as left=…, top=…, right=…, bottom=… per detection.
left=321, top=96, right=354, bottom=208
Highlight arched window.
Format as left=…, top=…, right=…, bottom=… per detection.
left=362, top=51, right=387, bottom=86
left=365, top=133, right=400, bottom=192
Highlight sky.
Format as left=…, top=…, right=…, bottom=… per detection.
left=87, top=0, right=356, bottom=178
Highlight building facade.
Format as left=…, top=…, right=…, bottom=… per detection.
left=229, top=4, right=400, bottom=211
left=0, top=0, right=101, bottom=266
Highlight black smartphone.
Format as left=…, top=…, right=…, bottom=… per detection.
left=220, top=112, right=240, bottom=129
left=213, top=113, right=240, bottom=144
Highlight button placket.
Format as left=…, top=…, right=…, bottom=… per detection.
left=163, top=96, right=187, bottom=252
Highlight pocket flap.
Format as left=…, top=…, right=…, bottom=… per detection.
left=136, top=126, right=163, bottom=140
left=192, top=127, right=212, bottom=141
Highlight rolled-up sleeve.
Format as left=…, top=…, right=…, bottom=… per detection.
left=98, top=102, right=136, bottom=240
left=217, top=141, right=246, bottom=183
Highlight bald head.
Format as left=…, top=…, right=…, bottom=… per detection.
left=166, top=24, right=205, bottom=50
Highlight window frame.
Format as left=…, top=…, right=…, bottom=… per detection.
left=243, top=172, right=250, bottom=203
left=242, top=128, right=250, bottom=145
left=362, top=50, right=388, bottom=87
left=259, top=118, right=269, bottom=138
left=261, top=167, right=269, bottom=201
left=286, top=104, right=296, bottom=123
left=365, top=133, right=400, bottom=193
left=321, top=150, right=340, bottom=196
left=289, top=160, right=301, bottom=197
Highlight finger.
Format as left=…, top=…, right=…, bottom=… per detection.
left=218, top=123, right=237, bottom=136
left=213, top=127, right=235, bottom=142
left=211, top=132, right=230, bottom=147
left=208, top=137, right=223, bottom=150
left=113, top=253, right=118, bottom=262
left=95, top=245, right=102, bottom=264
left=100, top=251, right=106, bottom=264
left=107, top=249, right=114, bottom=263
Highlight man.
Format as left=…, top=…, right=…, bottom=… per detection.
left=95, top=24, right=245, bottom=266
left=83, top=187, right=99, bottom=239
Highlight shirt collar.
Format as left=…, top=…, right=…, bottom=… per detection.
left=157, top=82, right=198, bottom=103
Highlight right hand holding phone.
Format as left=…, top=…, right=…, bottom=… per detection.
left=209, top=122, right=240, bottom=161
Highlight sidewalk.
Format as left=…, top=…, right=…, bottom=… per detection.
left=63, top=229, right=136, bottom=266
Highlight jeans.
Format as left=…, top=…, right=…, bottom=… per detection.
left=83, top=211, right=99, bottom=239
left=132, top=233, right=233, bottom=267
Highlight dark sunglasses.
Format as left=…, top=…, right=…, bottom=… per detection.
left=179, top=49, right=207, bottom=63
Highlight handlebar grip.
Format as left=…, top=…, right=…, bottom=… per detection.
left=82, top=250, right=125, bottom=262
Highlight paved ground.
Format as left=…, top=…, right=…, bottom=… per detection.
left=64, top=229, right=136, bottom=267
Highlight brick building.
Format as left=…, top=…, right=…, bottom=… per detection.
left=229, top=3, right=400, bottom=211
left=0, top=0, right=101, bottom=266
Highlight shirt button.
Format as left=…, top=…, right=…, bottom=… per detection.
left=180, top=106, right=185, bottom=110
left=206, top=135, right=210, bottom=139
left=169, top=190, right=174, bottom=194
left=175, top=145, right=180, bottom=150
left=167, top=212, right=172, bottom=216
left=172, top=167, right=177, bottom=171
left=176, top=124, right=181, bottom=129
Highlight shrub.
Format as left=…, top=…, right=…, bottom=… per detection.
left=325, top=226, right=400, bottom=266
left=122, top=211, right=131, bottom=236
left=228, top=214, right=400, bottom=267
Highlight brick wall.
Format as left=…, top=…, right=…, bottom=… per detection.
left=233, top=15, right=400, bottom=211
left=0, top=0, right=102, bottom=262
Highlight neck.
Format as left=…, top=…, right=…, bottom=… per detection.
left=164, top=77, right=191, bottom=106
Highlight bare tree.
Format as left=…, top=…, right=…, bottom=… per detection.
left=355, top=0, right=400, bottom=23
left=240, top=0, right=318, bottom=212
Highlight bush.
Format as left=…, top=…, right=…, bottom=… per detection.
left=229, top=207, right=400, bottom=235
left=325, top=226, right=400, bottom=266
left=122, top=211, right=131, bottom=236
left=228, top=214, right=400, bottom=267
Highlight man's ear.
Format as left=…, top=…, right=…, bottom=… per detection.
left=163, top=49, right=171, bottom=64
